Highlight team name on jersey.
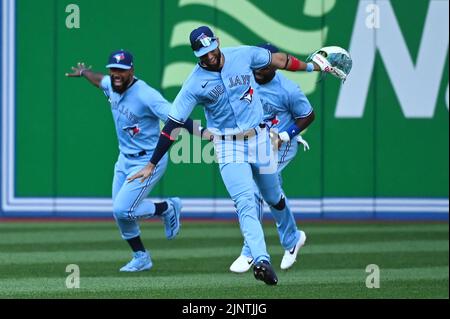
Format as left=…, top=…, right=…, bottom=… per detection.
left=111, top=102, right=138, bottom=123
left=228, top=74, right=251, bottom=88
left=207, top=84, right=226, bottom=104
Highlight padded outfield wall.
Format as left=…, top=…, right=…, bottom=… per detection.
left=0, top=0, right=448, bottom=219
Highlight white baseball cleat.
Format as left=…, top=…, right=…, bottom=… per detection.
left=120, top=250, right=152, bottom=272
left=229, top=255, right=254, bottom=273
left=280, top=230, right=307, bottom=270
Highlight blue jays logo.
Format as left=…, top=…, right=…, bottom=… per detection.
left=240, top=86, right=254, bottom=104
left=113, top=53, right=126, bottom=63
left=123, top=125, right=140, bottom=138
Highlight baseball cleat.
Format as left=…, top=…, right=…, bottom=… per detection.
left=163, top=197, right=182, bottom=240
left=280, top=230, right=307, bottom=270
left=229, top=255, right=254, bottom=273
left=120, top=250, right=152, bottom=272
left=253, top=260, right=278, bottom=285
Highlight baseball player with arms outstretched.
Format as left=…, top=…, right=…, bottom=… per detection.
left=66, top=50, right=195, bottom=272
left=229, top=43, right=315, bottom=274
left=128, top=26, right=335, bottom=285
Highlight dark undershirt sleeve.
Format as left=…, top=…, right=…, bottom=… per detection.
left=149, top=119, right=183, bottom=165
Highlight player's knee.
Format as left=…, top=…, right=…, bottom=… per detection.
left=113, top=209, right=128, bottom=220
left=262, top=191, right=282, bottom=207
left=271, top=195, right=286, bottom=211
left=113, top=203, right=131, bottom=220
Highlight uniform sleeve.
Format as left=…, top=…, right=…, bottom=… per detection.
left=288, top=84, right=313, bottom=119
left=168, top=86, right=198, bottom=124
left=100, top=75, right=110, bottom=90
left=247, top=46, right=272, bottom=70
left=100, top=76, right=111, bottom=99
left=145, top=87, right=171, bottom=122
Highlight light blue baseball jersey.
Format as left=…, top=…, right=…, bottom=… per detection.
left=256, top=72, right=313, bottom=133
left=100, top=76, right=170, bottom=155
left=168, top=46, right=271, bottom=135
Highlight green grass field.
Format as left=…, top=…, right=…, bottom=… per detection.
left=0, top=220, right=448, bottom=298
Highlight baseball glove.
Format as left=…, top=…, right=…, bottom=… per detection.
left=307, top=46, right=352, bottom=82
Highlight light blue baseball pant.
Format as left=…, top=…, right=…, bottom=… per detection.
left=112, top=152, right=169, bottom=240
left=215, top=127, right=297, bottom=264
left=240, top=140, right=301, bottom=257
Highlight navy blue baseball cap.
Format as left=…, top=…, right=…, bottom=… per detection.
left=189, top=26, right=218, bottom=57
left=106, top=50, right=133, bottom=69
left=258, top=43, right=279, bottom=54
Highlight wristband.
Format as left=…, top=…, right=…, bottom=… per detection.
left=286, top=55, right=301, bottom=71
left=286, top=124, right=301, bottom=139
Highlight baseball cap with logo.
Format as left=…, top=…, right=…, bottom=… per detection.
left=189, top=26, right=219, bottom=57
left=106, top=50, right=133, bottom=69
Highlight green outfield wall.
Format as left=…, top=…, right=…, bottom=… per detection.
left=2, top=0, right=448, bottom=218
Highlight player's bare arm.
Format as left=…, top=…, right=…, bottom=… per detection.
left=65, top=62, right=104, bottom=88
left=294, top=111, right=315, bottom=132
left=271, top=52, right=321, bottom=72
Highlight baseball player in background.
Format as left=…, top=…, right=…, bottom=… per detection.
left=66, top=50, right=194, bottom=272
left=128, top=26, right=334, bottom=285
left=229, top=43, right=315, bottom=274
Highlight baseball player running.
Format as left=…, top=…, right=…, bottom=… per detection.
left=229, top=43, right=315, bottom=274
left=66, top=50, right=194, bottom=272
left=128, top=26, right=334, bottom=285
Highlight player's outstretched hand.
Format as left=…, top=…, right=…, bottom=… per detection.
left=65, top=62, right=91, bottom=77
left=127, top=162, right=156, bottom=183
left=308, top=46, right=352, bottom=82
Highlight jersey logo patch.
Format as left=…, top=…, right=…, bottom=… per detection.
left=240, top=86, right=254, bottom=104
left=123, top=125, right=140, bottom=138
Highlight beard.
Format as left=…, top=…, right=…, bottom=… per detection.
left=111, top=76, right=132, bottom=94
left=254, top=70, right=276, bottom=85
left=202, top=50, right=222, bottom=71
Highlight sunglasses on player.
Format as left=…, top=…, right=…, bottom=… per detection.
left=191, top=36, right=217, bottom=51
